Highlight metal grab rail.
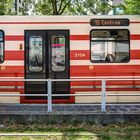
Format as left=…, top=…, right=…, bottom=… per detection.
left=1, top=77, right=140, bottom=81
left=0, top=77, right=140, bottom=112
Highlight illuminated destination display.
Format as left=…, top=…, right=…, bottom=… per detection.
left=90, top=19, right=129, bottom=26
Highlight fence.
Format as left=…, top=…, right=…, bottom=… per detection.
left=0, top=77, right=140, bottom=112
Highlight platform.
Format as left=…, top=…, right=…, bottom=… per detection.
left=0, top=104, right=140, bottom=115
left=0, top=104, right=140, bottom=124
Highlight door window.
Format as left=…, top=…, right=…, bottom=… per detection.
left=0, top=31, right=4, bottom=63
left=51, top=35, right=65, bottom=72
left=29, top=36, right=43, bottom=72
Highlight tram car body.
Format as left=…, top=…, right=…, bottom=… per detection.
left=0, top=15, right=140, bottom=104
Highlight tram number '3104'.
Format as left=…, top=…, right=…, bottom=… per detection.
left=75, top=53, right=86, bottom=58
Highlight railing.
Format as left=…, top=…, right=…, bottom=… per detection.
left=0, top=77, right=140, bottom=112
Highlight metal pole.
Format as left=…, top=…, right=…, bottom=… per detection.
left=47, top=79, right=52, bottom=112
left=101, top=79, right=106, bottom=112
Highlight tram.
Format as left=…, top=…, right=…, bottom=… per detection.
left=0, top=15, right=140, bottom=103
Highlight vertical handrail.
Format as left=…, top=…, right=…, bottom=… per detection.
left=101, top=79, right=106, bottom=112
left=47, top=79, right=52, bottom=112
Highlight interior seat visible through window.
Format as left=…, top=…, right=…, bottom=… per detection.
left=90, top=29, right=130, bottom=63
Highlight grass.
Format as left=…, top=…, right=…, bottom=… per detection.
left=0, top=122, right=139, bottom=140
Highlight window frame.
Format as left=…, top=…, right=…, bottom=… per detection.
left=0, top=30, right=4, bottom=64
left=50, top=35, right=66, bottom=72
left=28, top=35, right=44, bottom=73
left=90, top=29, right=130, bottom=63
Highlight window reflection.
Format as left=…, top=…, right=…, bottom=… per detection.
left=91, top=30, right=130, bottom=63
left=0, top=31, right=4, bottom=63
left=51, top=35, right=65, bottom=72
left=29, top=36, right=43, bottom=72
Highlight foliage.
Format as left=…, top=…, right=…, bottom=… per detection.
left=124, top=0, right=140, bottom=14
left=117, top=0, right=140, bottom=15
left=82, top=0, right=112, bottom=15
left=0, top=0, right=14, bottom=15
left=20, top=0, right=34, bottom=15
left=35, top=0, right=72, bottom=15
left=34, top=0, right=112, bottom=15
left=0, top=0, right=6, bottom=15
left=0, top=0, right=140, bottom=15
left=0, top=0, right=33, bottom=15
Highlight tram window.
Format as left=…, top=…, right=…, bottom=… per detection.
left=29, top=36, right=43, bottom=72
left=51, top=35, right=65, bottom=72
left=90, top=29, right=130, bottom=63
left=0, top=31, right=4, bottom=63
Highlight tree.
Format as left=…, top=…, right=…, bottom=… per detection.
left=0, top=0, right=14, bottom=15
left=122, top=0, right=140, bottom=15
left=116, top=0, right=140, bottom=15
left=34, top=0, right=112, bottom=15
left=35, top=0, right=72, bottom=15
left=83, top=0, right=112, bottom=15
left=64, top=0, right=86, bottom=15
left=0, top=0, right=33, bottom=15
left=0, top=0, right=6, bottom=15
left=19, top=0, right=34, bottom=15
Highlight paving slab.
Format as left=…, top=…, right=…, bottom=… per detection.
left=0, top=104, right=140, bottom=115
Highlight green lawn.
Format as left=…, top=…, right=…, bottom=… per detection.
left=0, top=123, right=139, bottom=140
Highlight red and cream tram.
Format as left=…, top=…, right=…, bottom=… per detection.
left=0, top=16, right=140, bottom=103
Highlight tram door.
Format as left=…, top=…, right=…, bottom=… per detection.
left=25, top=30, right=70, bottom=99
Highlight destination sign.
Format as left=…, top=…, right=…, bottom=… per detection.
left=90, top=19, right=129, bottom=26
